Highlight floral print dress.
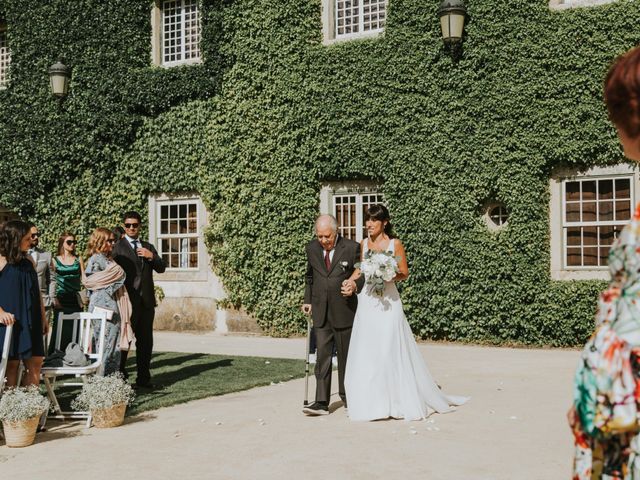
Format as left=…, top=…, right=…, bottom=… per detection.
left=572, top=204, right=640, bottom=479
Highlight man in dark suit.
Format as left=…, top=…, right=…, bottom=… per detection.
left=112, top=211, right=166, bottom=389
left=302, top=214, right=364, bottom=416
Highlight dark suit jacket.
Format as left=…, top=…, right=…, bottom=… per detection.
left=112, top=238, right=166, bottom=309
left=304, top=235, right=364, bottom=329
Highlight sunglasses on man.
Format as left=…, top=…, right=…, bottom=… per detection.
left=65, top=239, right=77, bottom=246
left=124, top=223, right=140, bottom=229
left=31, top=233, right=40, bottom=239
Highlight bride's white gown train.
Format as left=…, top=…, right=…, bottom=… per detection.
left=345, top=239, right=469, bottom=421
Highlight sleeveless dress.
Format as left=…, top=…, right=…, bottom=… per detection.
left=50, top=257, right=82, bottom=353
left=0, top=259, right=45, bottom=359
left=345, top=239, right=468, bottom=421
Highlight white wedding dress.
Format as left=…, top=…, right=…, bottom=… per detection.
left=345, top=238, right=469, bottom=421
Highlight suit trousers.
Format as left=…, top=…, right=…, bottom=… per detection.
left=126, top=304, right=155, bottom=385
left=314, top=313, right=352, bottom=406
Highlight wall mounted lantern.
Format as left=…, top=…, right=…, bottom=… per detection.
left=438, top=0, right=467, bottom=59
left=48, top=58, right=70, bottom=101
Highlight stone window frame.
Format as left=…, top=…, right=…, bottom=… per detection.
left=482, top=201, right=509, bottom=232
left=319, top=181, right=384, bottom=242
left=148, top=193, right=209, bottom=281
left=321, top=0, right=387, bottom=45
left=0, top=20, right=10, bottom=89
left=151, top=0, right=202, bottom=68
left=549, top=164, right=639, bottom=281
left=549, top=0, right=620, bottom=11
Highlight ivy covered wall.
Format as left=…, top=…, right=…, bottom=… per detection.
left=1, top=0, right=639, bottom=345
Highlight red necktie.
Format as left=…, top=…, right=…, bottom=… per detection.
left=324, top=250, right=331, bottom=270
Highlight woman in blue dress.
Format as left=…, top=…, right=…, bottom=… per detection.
left=0, top=220, right=47, bottom=387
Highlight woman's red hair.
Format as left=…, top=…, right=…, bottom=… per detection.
left=605, top=46, right=640, bottom=137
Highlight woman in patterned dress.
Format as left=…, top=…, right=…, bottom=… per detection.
left=570, top=46, right=640, bottom=479
left=84, top=228, right=125, bottom=376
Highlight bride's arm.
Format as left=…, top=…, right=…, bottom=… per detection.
left=393, top=240, right=409, bottom=282
left=343, top=240, right=364, bottom=294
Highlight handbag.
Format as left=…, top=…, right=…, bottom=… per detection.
left=76, top=289, right=89, bottom=309
left=63, top=342, right=89, bottom=367
left=92, top=305, right=114, bottom=321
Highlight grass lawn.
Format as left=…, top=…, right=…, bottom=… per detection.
left=54, top=352, right=305, bottom=415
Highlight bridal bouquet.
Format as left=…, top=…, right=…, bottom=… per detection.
left=356, top=250, right=400, bottom=296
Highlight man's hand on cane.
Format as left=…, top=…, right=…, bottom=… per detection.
left=301, top=304, right=312, bottom=315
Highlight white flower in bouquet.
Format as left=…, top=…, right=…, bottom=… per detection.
left=356, top=250, right=400, bottom=296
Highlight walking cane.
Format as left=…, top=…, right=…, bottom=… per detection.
left=303, top=315, right=312, bottom=406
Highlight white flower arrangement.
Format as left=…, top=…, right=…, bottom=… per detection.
left=71, top=373, right=135, bottom=411
left=356, top=250, right=400, bottom=296
left=0, top=385, right=50, bottom=422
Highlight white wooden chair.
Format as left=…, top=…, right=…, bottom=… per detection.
left=41, top=312, right=107, bottom=427
left=0, top=323, right=13, bottom=395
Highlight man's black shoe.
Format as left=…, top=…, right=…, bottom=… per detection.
left=302, top=402, right=329, bottom=416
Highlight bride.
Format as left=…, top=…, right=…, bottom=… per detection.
left=343, top=204, right=468, bottom=421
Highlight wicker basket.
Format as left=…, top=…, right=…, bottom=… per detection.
left=2, top=415, right=40, bottom=447
left=91, top=403, right=126, bottom=428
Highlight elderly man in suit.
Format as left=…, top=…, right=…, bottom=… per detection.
left=26, top=223, right=54, bottom=311
left=112, top=211, right=166, bottom=389
left=302, top=214, right=364, bottom=416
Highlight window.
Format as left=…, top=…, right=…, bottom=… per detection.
left=322, top=0, right=387, bottom=44
left=482, top=201, right=509, bottom=231
left=157, top=199, right=199, bottom=269
left=549, top=0, right=619, bottom=10
left=549, top=165, right=639, bottom=281
left=0, top=21, right=10, bottom=88
left=152, top=0, right=201, bottom=67
left=562, top=177, right=631, bottom=268
left=320, top=183, right=384, bottom=242
left=489, top=205, right=508, bottom=227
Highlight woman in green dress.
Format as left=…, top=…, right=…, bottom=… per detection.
left=50, top=232, right=84, bottom=352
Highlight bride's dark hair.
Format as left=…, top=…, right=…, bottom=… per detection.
left=365, top=204, right=395, bottom=238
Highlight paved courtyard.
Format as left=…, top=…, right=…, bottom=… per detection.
left=0, top=332, right=579, bottom=479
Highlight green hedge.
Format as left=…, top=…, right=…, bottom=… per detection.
left=1, top=0, right=639, bottom=345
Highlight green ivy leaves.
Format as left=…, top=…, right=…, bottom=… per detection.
left=1, top=0, right=637, bottom=344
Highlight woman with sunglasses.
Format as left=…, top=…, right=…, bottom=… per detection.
left=49, top=232, right=85, bottom=353
left=83, top=228, right=131, bottom=376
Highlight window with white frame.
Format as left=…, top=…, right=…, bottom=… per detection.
left=0, top=21, right=10, bottom=88
left=549, top=0, right=619, bottom=9
left=157, top=200, right=199, bottom=269
left=562, top=176, right=632, bottom=268
left=322, top=0, right=387, bottom=43
left=331, top=190, right=385, bottom=242
left=155, top=0, right=201, bottom=67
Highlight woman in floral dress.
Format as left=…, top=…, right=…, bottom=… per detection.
left=570, top=46, right=640, bottom=478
